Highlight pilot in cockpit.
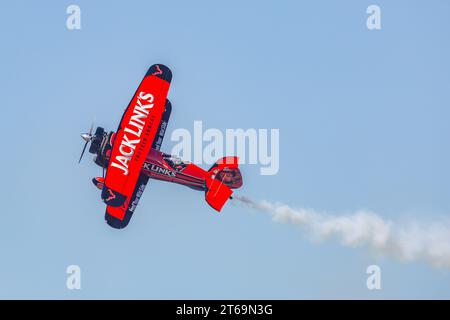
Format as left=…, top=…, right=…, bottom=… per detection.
left=163, top=154, right=187, bottom=172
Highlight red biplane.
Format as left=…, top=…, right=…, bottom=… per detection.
left=79, top=64, right=243, bottom=229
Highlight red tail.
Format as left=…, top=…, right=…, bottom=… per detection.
left=205, top=157, right=243, bottom=211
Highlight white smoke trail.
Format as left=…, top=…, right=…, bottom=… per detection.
left=234, top=195, right=450, bottom=269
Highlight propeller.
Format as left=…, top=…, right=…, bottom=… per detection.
left=79, top=122, right=94, bottom=163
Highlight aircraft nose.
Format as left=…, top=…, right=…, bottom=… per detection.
left=81, top=133, right=91, bottom=142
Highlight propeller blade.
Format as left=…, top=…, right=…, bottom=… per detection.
left=78, top=140, right=89, bottom=163
left=79, top=120, right=95, bottom=163
left=88, top=121, right=94, bottom=135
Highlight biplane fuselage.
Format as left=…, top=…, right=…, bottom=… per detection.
left=80, top=64, right=243, bottom=229
left=93, top=139, right=242, bottom=192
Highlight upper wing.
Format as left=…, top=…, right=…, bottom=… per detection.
left=101, top=64, right=172, bottom=208
left=104, top=99, right=172, bottom=229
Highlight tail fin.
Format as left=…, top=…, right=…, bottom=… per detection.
left=207, top=157, right=243, bottom=189
left=205, top=157, right=243, bottom=211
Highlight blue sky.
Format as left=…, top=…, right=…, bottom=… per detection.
left=0, top=0, right=449, bottom=299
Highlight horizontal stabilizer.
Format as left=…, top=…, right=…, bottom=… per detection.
left=205, top=178, right=233, bottom=212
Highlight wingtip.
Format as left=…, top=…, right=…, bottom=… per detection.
left=146, top=64, right=172, bottom=83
